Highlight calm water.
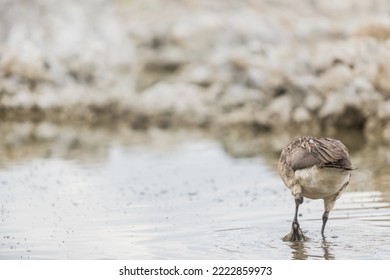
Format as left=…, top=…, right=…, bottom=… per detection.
left=0, top=128, right=390, bottom=259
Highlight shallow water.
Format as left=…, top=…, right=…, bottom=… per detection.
left=0, top=129, right=390, bottom=259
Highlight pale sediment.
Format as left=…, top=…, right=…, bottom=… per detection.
left=1, top=0, right=390, bottom=142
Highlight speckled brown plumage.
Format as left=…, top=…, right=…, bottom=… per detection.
left=279, top=136, right=352, bottom=172
left=278, top=136, right=353, bottom=241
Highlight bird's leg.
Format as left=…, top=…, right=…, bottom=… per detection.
left=322, top=195, right=337, bottom=237
left=321, top=211, right=329, bottom=236
left=293, top=194, right=303, bottom=223
left=283, top=194, right=306, bottom=242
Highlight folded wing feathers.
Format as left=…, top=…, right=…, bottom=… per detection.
left=287, top=137, right=352, bottom=171
left=313, top=138, right=352, bottom=170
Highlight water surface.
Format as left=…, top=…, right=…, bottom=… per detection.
left=0, top=128, right=389, bottom=259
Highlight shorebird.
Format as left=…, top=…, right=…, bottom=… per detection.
left=278, top=136, right=353, bottom=241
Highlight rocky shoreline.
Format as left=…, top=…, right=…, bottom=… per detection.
left=1, top=0, right=390, bottom=142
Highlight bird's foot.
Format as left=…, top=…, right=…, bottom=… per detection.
left=283, top=221, right=307, bottom=242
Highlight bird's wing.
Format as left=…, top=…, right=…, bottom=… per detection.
left=291, top=138, right=352, bottom=171
left=290, top=148, right=322, bottom=171
left=315, top=138, right=352, bottom=170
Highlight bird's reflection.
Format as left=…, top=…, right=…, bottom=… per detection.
left=284, top=236, right=336, bottom=260
left=320, top=237, right=335, bottom=260
left=287, top=239, right=308, bottom=260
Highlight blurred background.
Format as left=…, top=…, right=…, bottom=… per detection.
left=1, top=0, right=390, bottom=259
left=1, top=0, right=390, bottom=137
left=1, top=0, right=390, bottom=188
